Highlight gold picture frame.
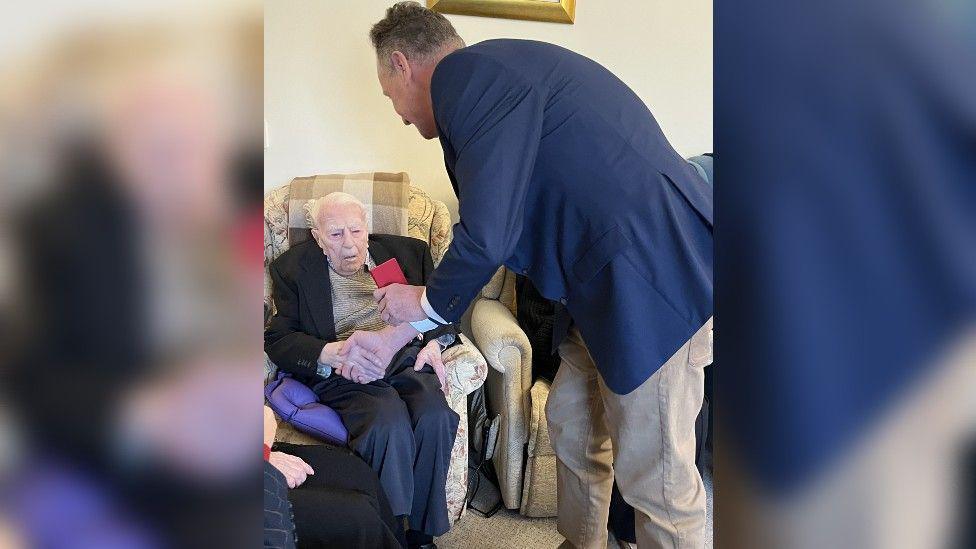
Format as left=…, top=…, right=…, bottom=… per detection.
left=428, top=0, right=576, bottom=24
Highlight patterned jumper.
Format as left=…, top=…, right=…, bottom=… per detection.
left=328, top=253, right=385, bottom=340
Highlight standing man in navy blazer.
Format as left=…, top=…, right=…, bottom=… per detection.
left=369, top=4, right=712, bottom=547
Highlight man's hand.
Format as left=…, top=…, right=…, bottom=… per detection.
left=268, top=451, right=314, bottom=488
left=323, top=340, right=382, bottom=384
left=338, top=327, right=408, bottom=383
left=374, top=284, right=426, bottom=326
left=337, top=334, right=387, bottom=382
left=319, top=341, right=341, bottom=364
left=415, top=339, right=449, bottom=396
left=335, top=360, right=375, bottom=384
left=318, top=341, right=343, bottom=368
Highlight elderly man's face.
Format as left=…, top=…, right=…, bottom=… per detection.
left=311, top=203, right=369, bottom=276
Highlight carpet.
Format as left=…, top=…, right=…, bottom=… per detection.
left=437, top=469, right=713, bottom=548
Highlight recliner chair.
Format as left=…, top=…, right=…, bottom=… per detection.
left=263, top=172, right=491, bottom=524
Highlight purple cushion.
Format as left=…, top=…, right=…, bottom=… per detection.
left=265, top=373, right=348, bottom=446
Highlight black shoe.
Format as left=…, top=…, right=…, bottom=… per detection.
left=406, top=530, right=435, bottom=549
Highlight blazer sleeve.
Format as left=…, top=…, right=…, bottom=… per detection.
left=418, top=240, right=460, bottom=347
left=264, top=259, right=329, bottom=377
left=425, top=52, right=544, bottom=323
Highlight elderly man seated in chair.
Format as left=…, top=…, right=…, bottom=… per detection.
left=265, top=192, right=460, bottom=548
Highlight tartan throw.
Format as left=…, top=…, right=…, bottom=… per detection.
left=287, top=172, right=411, bottom=246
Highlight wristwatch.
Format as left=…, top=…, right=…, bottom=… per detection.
left=435, top=333, right=456, bottom=351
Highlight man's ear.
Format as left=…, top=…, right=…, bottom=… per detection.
left=391, top=51, right=411, bottom=80
left=310, top=228, right=321, bottom=243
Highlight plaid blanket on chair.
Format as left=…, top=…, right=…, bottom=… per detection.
left=286, top=172, right=411, bottom=245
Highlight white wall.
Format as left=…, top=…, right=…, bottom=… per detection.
left=265, top=0, right=712, bottom=220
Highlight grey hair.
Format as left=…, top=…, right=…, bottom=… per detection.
left=305, top=192, right=368, bottom=230
left=369, top=1, right=464, bottom=70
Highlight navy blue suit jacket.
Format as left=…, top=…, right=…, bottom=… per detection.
left=426, top=39, right=712, bottom=394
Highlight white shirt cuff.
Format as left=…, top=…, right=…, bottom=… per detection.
left=421, top=289, right=450, bottom=325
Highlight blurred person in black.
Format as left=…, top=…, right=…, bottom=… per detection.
left=9, top=140, right=146, bottom=472
left=2, top=69, right=260, bottom=548
left=263, top=406, right=402, bottom=548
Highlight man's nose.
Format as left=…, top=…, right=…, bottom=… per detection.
left=402, top=118, right=411, bottom=126
left=342, top=231, right=356, bottom=248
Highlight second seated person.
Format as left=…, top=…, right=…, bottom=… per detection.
left=265, top=192, right=460, bottom=547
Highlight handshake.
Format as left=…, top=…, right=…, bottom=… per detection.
left=319, top=324, right=448, bottom=394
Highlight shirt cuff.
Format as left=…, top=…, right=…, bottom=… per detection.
left=421, top=288, right=449, bottom=325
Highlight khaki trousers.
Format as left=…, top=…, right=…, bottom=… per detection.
left=718, top=329, right=976, bottom=549
left=547, top=318, right=712, bottom=549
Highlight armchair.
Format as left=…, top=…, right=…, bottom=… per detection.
left=263, top=172, right=489, bottom=523
left=469, top=267, right=558, bottom=517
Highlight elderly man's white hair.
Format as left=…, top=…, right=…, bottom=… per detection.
left=304, top=192, right=368, bottom=229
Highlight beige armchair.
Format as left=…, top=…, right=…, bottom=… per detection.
left=469, top=268, right=558, bottom=517
left=263, top=172, right=489, bottom=523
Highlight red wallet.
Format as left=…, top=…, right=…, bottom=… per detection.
left=370, top=258, right=408, bottom=288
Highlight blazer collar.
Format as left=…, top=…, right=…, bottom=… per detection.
left=365, top=234, right=394, bottom=267
left=297, top=242, right=336, bottom=341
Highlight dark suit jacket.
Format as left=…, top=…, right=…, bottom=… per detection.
left=427, top=39, right=713, bottom=394
left=13, top=160, right=148, bottom=472
left=265, top=235, right=457, bottom=385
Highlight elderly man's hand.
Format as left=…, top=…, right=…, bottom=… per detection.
left=337, top=334, right=388, bottom=382
left=339, top=328, right=403, bottom=382
left=268, top=451, right=314, bottom=488
left=336, top=360, right=380, bottom=384
left=415, top=339, right=449, bottom=396
left=374, top=284, right=426, bottom=326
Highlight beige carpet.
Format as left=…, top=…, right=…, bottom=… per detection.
left=437, top=508, right=564, bottom=549
left=437, top=469, right=713, bottom=548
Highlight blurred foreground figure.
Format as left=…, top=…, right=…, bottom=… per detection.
left=262, top=406, right=402, bottom=548
left=0, top=5, right=263, bottom=548
left=716, top=1, right=976, bottom=548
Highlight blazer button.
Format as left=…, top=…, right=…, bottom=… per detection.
left=449, top=295, right=460, bottom=310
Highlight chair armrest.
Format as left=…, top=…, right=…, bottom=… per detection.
left=469, top=297, right=534, bottom=509
left=470, top=298, right=531, bottom=375
left=441, top=334, right=488, bottom=399
left=470, top=298, right=533, bottom=424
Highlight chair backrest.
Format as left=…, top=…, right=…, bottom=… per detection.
left=263, top=172, right=454, bottom=302
left=286, top=172, right=411, bottom=246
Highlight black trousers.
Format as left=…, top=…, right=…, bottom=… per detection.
left=310, top=345, right=460, bottom=537
left=265, top=461, right=297, bottom=549
left=273, top=443, right=402, bottom=549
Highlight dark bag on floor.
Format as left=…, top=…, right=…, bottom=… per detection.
left=465, top=385, right=502, bottom=516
